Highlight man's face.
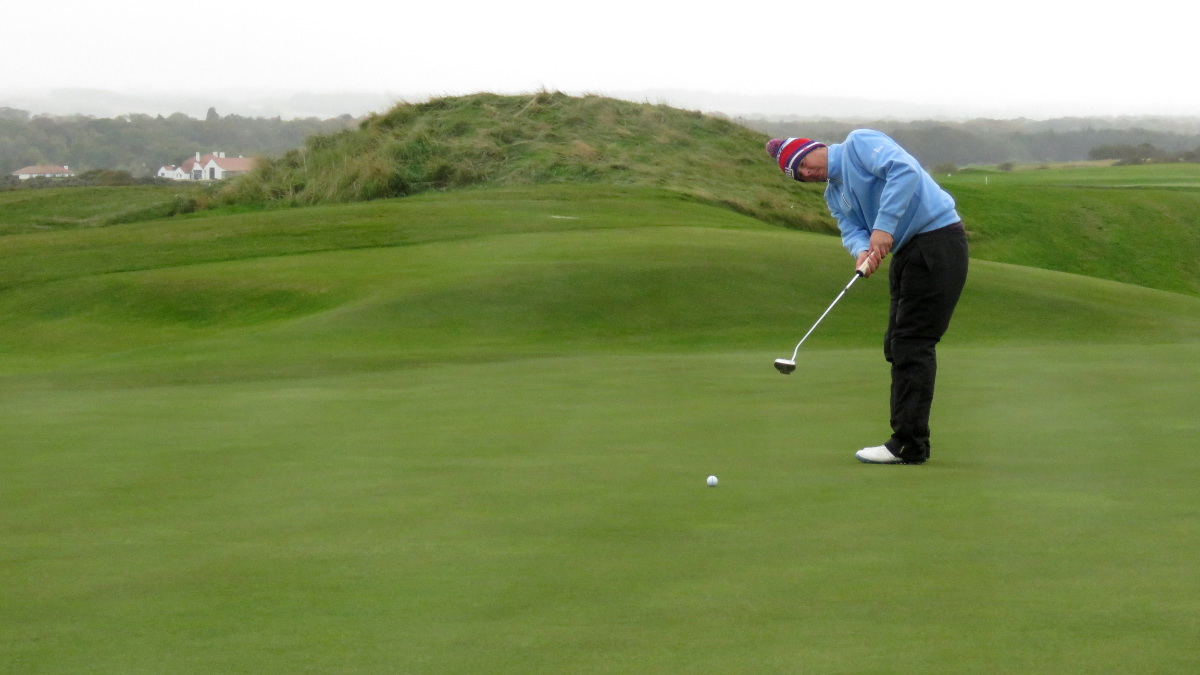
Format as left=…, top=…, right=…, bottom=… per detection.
left=797, top=147, right=828, bottom=182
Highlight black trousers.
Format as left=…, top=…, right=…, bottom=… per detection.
left=883, top=223, right=969, bottom=462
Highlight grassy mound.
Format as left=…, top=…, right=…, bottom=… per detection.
left=214, top=91, right=833, bottom=232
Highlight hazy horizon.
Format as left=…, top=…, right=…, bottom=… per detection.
left=7, top=0, right=1199, bottom=122
left=6, top=86, right=1200, bottom=124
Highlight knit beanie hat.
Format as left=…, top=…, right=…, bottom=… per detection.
left=766, top=137, right=826, bottom=179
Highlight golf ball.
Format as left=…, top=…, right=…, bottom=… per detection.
left=707, top=475, right=718, bottom=487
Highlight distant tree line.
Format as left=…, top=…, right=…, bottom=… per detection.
left=7, top=103, right=1200, bottom=178
left=1087, top=143, right=1200, bottom=165
left=743, top=116, right=1200, bottom=168
left=0, top=106, right=359, bottom=177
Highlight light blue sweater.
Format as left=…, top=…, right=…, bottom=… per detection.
left=825, top=129, right=961, bottom=257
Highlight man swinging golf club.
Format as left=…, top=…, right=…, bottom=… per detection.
left=766, top=132, right=969, bottom=465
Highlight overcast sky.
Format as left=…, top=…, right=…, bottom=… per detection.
left=5, top=0, right=1199, bottom=119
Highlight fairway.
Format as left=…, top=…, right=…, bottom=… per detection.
left=3, top=184, right=1200, bottom=673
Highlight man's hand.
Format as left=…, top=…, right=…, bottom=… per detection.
left=869, top=229, right=893, bottom=263
left=856, top=250, right=880, bottom=277
left=856, top=230, right=894, bottom=278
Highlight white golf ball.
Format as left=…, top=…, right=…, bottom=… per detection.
left=707, top=475, right=718, bottom=487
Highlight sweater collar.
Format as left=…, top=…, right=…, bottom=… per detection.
left=826, top=142, right=844, bottom=182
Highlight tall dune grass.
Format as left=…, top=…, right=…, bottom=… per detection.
left=215, top=91, right=835, bottom=233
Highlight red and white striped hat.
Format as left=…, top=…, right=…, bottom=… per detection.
left=766, top=137, right=826, bottom=179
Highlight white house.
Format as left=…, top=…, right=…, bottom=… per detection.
left=158, top=152, right=256, bottom=181
left=202, top=154, right=256, bottom=180
left=12, top=165, right=75, bottom=180
left=157, top=152, right=207, bottom=180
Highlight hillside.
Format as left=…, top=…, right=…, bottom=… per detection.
left=215, top=91, right=834, bottom=233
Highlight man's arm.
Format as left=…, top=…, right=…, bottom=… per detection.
left=830, top=186, right=871, bottom=261
left=851, top=131, right=922, bottom=238
left=845, top=131, right=914, bottom=276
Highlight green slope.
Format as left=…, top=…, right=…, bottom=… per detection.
left=943, top=164, right=1200, bottom=296
left=3, top=185, right=1199, bottom=380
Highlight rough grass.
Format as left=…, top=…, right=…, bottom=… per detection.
left=214, top=91, right=834, bottom=233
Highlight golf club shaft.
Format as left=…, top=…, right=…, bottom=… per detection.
left=788, top=266, right=869, bottom=360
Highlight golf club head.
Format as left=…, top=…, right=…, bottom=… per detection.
left=774, top=358, right=796, bottom=375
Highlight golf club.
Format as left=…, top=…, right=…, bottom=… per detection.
left=774, top=256, right=875, bottom=374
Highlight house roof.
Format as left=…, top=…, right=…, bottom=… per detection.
left=12, top=165, right=73, bottom=175
left=180, top=155, right=212, bottom=172
left=209, top=156, right=256, bottom=172
left=160, top=153, right=257, bottom=175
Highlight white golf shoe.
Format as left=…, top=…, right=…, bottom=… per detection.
left=855, top=444, right=905, bottom=464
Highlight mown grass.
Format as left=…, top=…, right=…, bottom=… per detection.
left=3, top=184, right=1200, bottom=673
left=5, top=346, right=1199, bottom=674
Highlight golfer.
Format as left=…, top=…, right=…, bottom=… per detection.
left=767, top=131, right=969, bottom=465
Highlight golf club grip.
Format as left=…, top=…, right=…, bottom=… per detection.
left=855, top=258, right=872, bottom=276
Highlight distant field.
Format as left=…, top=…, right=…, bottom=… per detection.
left=949, top=161, right=1200, bottom=187
left=941, top=163, right=1200, bottom=296
left=2, top=183, right=1200, bottom=673
left=0, top=185, right=201, bottom=234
